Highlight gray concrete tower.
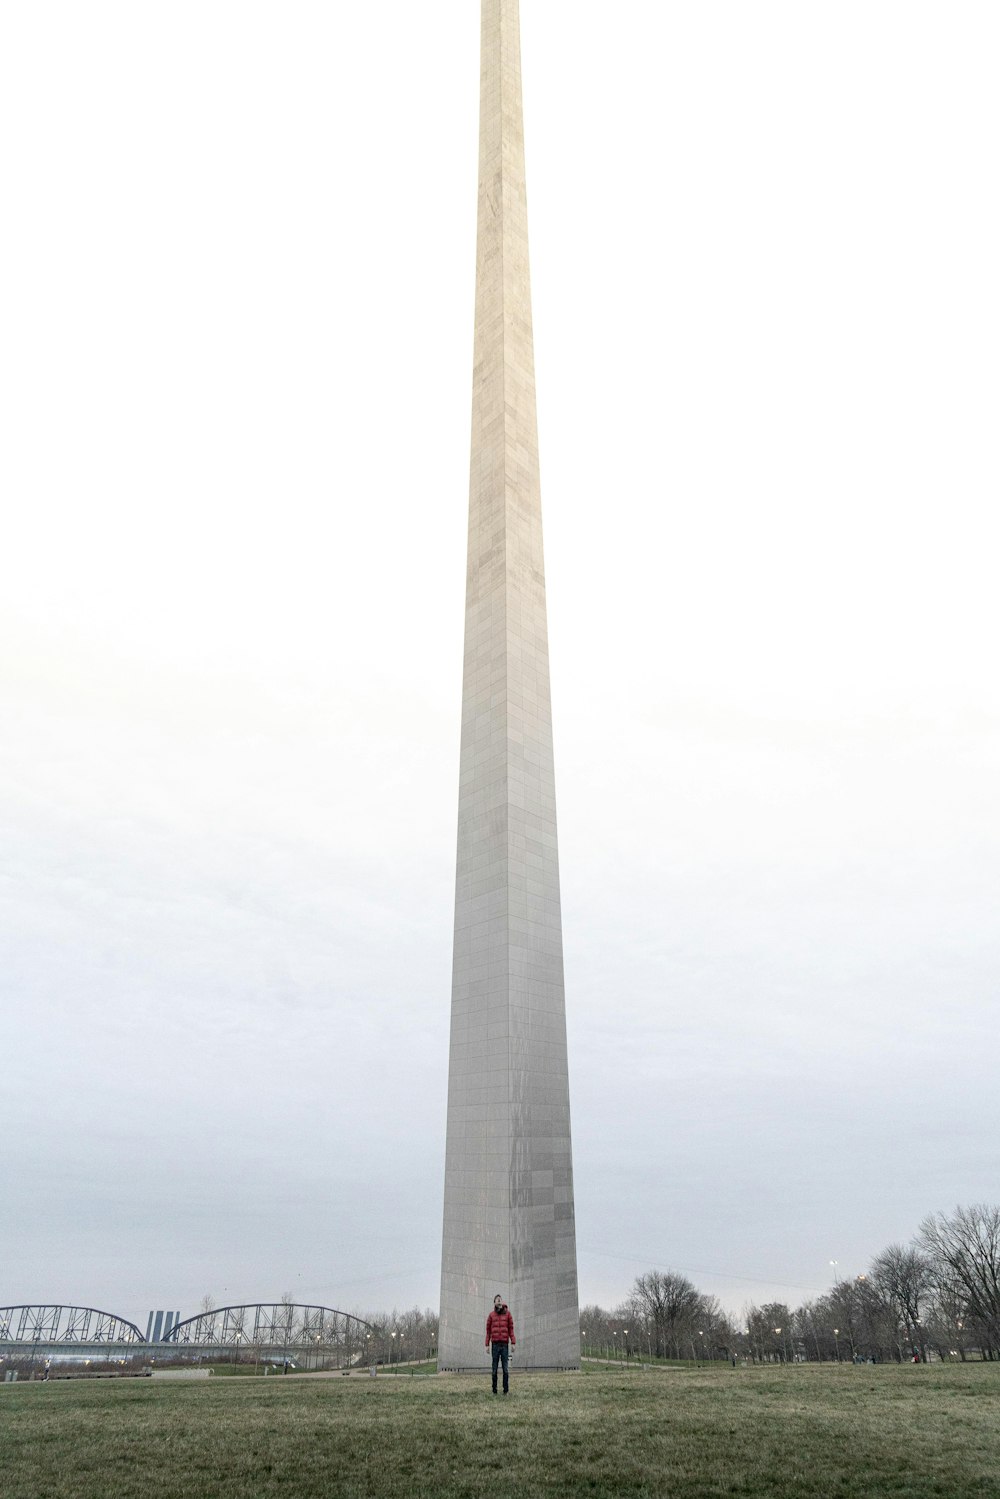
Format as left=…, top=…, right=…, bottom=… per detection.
left=438, top=0, right=580, bottom=1371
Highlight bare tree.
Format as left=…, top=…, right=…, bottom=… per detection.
left=578, top=1303, right=619, bottom=1358
left=275, top=1292, right=299, bottom=1355
left=694, top=1297, right=734, bottom=1361
left=793, top=1301, right=829, bottom=1362
left=392, top=1306, right=438, bottom=1362
left=918, top=1204, right=1000, bottom=1358
left=922, top=1286, right=975, bottom=1362
left=745, top=1303, right=794, bottom=1363
left=869, top=1244, right=933, bottom=1359
left=708, top=1308, right=744, bottom=1364
left=630, top=1270, right=704, bottom=1359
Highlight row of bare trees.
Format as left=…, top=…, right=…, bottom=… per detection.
left=775, top=1206, right=1000, bottom=1364
left=582, top=1270, right=740, bottom=1361
left=360, top=1306, right=439, bottom=1364
left=581, top=1205, right=1000, bottom=1364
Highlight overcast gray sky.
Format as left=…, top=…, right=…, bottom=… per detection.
left=3, top=1, right=998, bottom=1330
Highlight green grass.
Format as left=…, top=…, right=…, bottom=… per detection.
left=1, top=1362, right=998, bottom=1498
left=378, top=1358, right=438, bottom=1375
left=183, top=1358, right=437, bottom=1379
left=583, top=1354, right=704, bottom=1369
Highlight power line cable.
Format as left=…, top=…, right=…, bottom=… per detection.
left=580, top=1244, right=827, bottom=1296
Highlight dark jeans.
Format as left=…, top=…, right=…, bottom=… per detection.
left=491, top=1340, right=510, bottom=1392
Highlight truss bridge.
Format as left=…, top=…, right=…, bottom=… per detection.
left=0, top=1302, right=373, bottom=1370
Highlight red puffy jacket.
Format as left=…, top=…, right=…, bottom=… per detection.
left=485, top=1309, right=516, bottom=1346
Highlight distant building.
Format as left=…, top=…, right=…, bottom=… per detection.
left=145, top=1310, right=181, bottom=1342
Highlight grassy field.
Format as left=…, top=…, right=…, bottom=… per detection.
left=1, top=1361, right=997, bottom=1498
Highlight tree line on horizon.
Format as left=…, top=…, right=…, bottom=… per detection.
left=186, top=1204, right=1000, bottom=1368
left=579, top=1204, right=1000, bottom=1365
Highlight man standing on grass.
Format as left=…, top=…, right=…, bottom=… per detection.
left=485, top=1294, right=515, bottom=1395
